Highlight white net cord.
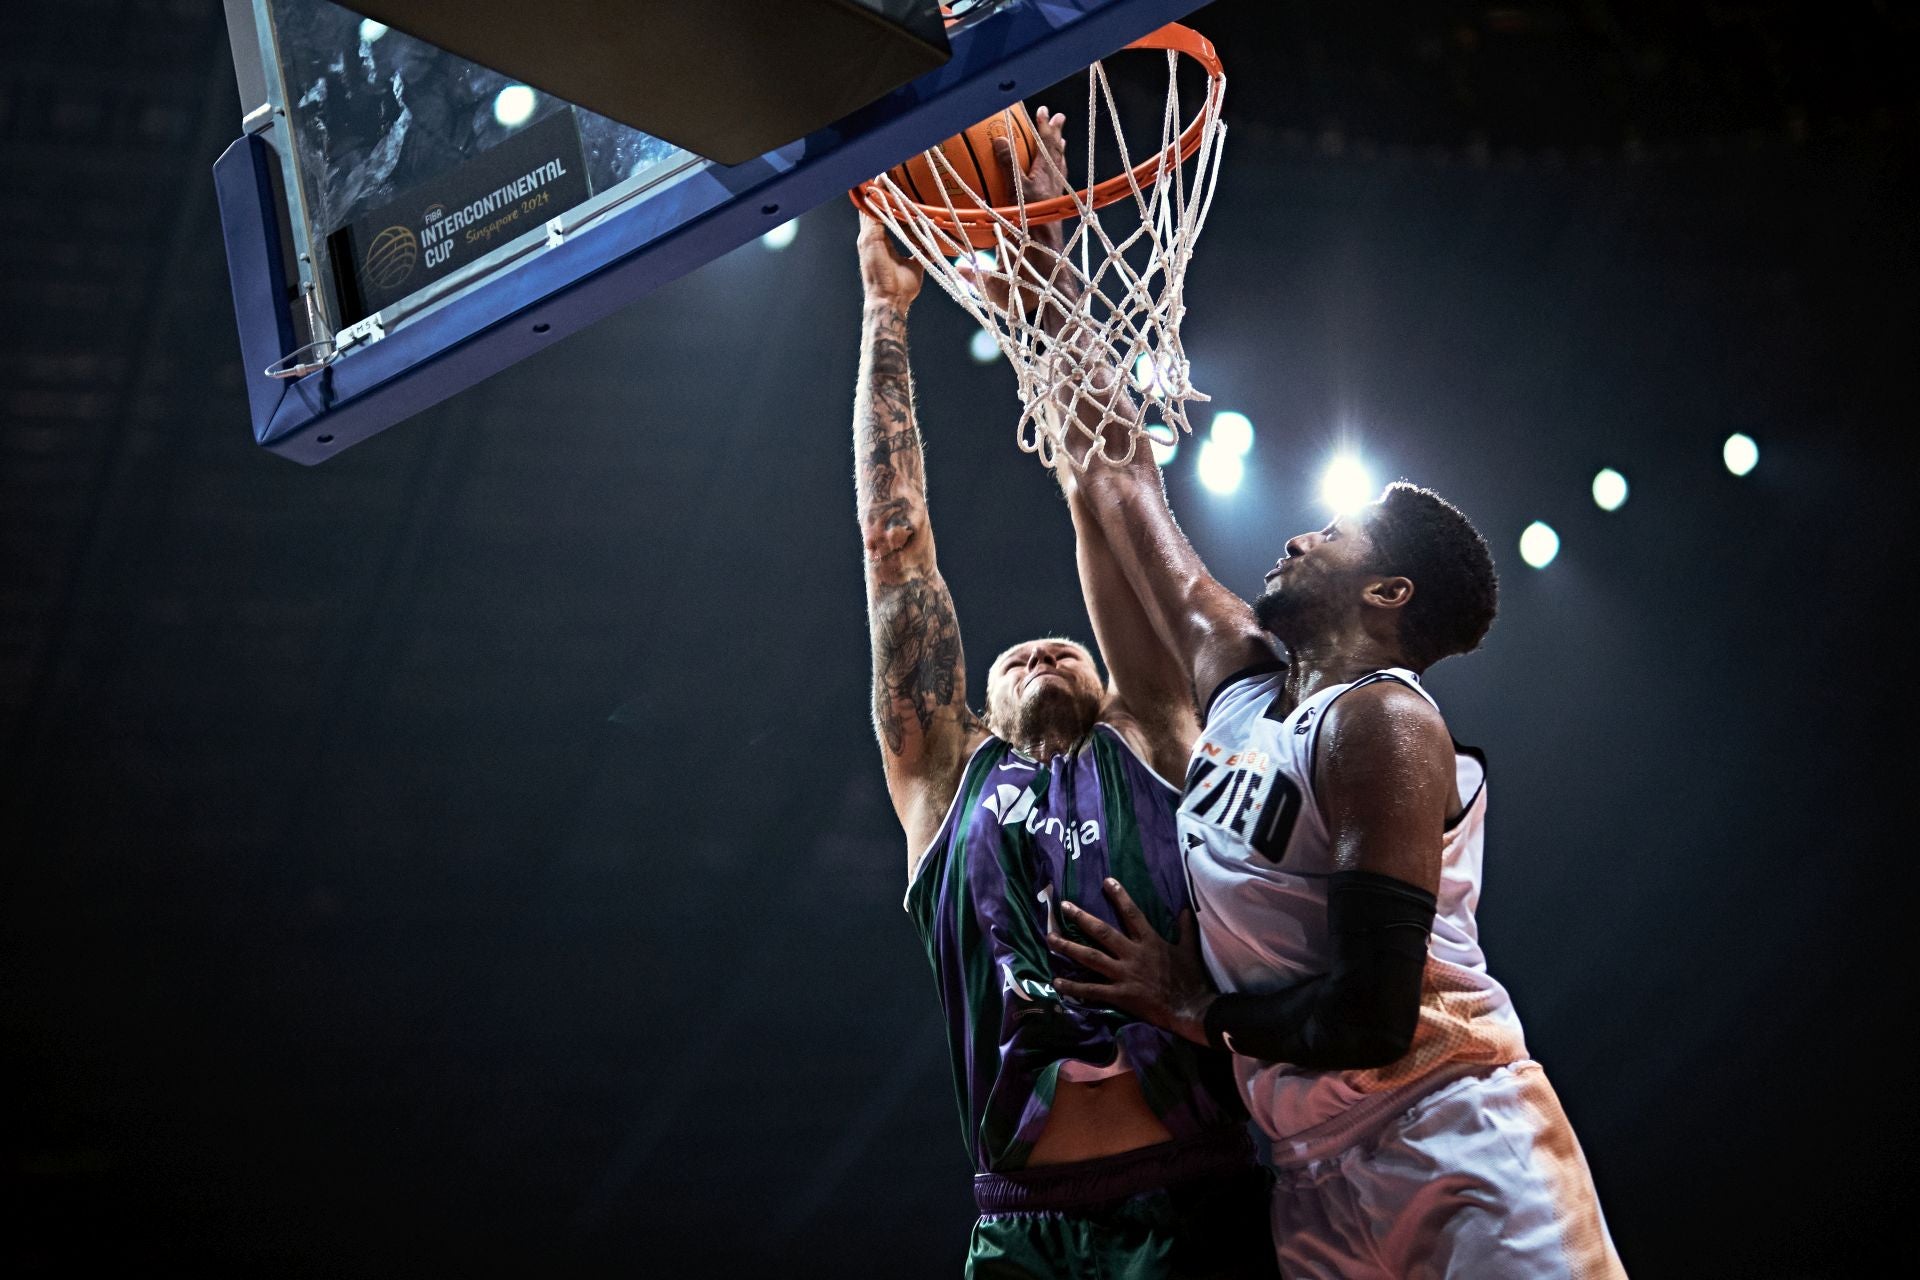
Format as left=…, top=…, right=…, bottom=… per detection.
left=859, top=48, right=1226, bottom=471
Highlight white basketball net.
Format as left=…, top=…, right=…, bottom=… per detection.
left=860, top=50, right=1226, bottom=471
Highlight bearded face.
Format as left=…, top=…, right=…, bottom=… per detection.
left=985, top=640, right=1104, bottom=750
left=1253, top=578, right=1318, bottom=647
left=1254, top=512, right=1384, bottom=648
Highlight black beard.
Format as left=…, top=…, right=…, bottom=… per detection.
left=1009, top=682, right=1099, bottom=752
left=1253, top=583, right=1311, bottom=646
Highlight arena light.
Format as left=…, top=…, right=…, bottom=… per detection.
left=1723, top=433, right=1758, bottom=476
left=954, top=249, right=997, bottom=302
left=358, top=19, right=388, bottom=44
left=1132, top=352, right=1175, bottom=396
left=493, top=85, right=537, bottom=128
left=759, top=220, right=797, bottom=251
left=1319, top=454, right=1374, bottom=515
left=1196, top=439, right=1244, bottom=495
left=1591, top=467, right=1628, bottom=511
left=1209, top=411, right=1254, bottom=456
left=1519, top=521, right=1560, bottom=569
left=968, top=329, right=1001, bottom=364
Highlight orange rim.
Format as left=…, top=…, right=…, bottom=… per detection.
left=851, top=22, right=1224, bottom=233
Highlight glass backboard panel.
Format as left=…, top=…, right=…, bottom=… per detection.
left=248, top=1, right=696, bottom=336
left=217, top=0, right=1210, bottom=463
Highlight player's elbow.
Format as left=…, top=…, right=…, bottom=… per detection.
left=861, top=508, right=924, bottom=566
left=1318, top=1017, right=1417, bottom=1070
left=1298, top=973, right=1423, bottom=1069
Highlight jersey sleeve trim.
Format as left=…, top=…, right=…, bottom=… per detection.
left=903, top=734, right=1004, bottom=912
left=1304, top=669, right=1429, bottom=803
left=1444, top=741, right=1488, bottom=832
left=1094, top=721, right=1182, bottom=795
left=1201, top=660, right=1289, bottom=726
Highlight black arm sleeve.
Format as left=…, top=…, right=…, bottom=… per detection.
left=1201, top=869, right=1435, bottom=1070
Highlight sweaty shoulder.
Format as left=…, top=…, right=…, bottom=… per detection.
left=1317, top=679, right=1452, bottom=773
left=1314, top=679, right=1459, bottom=871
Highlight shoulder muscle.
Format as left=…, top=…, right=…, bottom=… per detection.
left=1314, top=681, right=1454, bottom=889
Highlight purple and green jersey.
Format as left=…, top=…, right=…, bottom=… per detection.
left=905, top=723, right=1245, bottom=1175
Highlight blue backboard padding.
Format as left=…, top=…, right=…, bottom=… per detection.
left=213, top=134, right=298, bottom=436
left=222, top=0, right=1211, bottom=464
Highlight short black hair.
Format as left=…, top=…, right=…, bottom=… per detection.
left=1364, top=482, right=1499, bottom=669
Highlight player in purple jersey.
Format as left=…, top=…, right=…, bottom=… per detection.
left=849, top=109, right=1277, bottom=1280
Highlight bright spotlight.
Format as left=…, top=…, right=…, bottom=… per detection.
left=968, top=329, right=1001, bottom=364
left=1723, top=433, right=1758, bottom=476
left=1592, top=467, right=1628, bottom=511
left=1209, top=411, right=1254, bottom=456
left=1132, top=352, right=1178, bottom=396
left=1149, top=428, right=1179, bottom=465
left=954, top=249, right=996, bottom=300
left=1519, top=521, right=1560, bottom=569
left=493, top=85, right=537, bottom=128
left=1196, top=439, right=1244, bottom=495
left=358, top=19, right=388, bottom=44
left=759, top=220, right=797, bottom=251
left=1319, top=455, right=1374, bottom=515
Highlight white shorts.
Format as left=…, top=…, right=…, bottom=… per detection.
left=1268, top=1061, right=1624, bottom=1280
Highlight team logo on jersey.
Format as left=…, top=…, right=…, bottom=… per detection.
left=981, top=783, right=1103, bottom=857
left=1182, top=746, right=1302, bottom=863
left=982, top=783, right=1037, bottom=826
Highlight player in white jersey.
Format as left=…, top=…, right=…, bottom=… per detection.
left=1036, top=415, right=1622, bottom=1275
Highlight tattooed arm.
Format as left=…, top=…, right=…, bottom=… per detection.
left=853, top=214, right=989, bottom=873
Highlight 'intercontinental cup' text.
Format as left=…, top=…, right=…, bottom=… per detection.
left=420, top=158, right=571, bottom=264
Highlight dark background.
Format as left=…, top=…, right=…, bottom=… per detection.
left=4, top=1, right=1916, bottom=1274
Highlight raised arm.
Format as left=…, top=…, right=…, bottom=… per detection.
left=853, top=214, right=988, bottom=870
left=1053, top=345, right=1278, bottom=714
left=967, top=108, right=1274, bottom=710
left=1045, top=386, right=1200, bottom=782
left=1057, top=464, right=1198, bottom=781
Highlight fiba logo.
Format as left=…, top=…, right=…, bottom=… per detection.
left=363, top=225, right=419, bottom=290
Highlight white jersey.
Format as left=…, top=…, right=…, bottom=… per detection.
left=1181, top=665, right=1529, bottom=1159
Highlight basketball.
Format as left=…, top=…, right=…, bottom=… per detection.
left=886, top=103, right=1042, bottom=249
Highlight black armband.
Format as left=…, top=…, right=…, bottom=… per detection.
left=1202, top=870, right=1435, bottom=1070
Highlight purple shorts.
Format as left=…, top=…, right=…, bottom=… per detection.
left=974, top=1126, right=1259, bottom=1214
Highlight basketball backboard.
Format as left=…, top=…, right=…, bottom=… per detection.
left=214, top=0, right=1213, bottom=464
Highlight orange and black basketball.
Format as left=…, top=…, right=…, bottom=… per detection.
left=886, top=103, right=1042, bottom=249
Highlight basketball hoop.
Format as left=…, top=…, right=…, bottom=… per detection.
left=852, top=23, right=1226, bottom=471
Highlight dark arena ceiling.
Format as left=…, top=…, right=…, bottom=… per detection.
left=2, top=2, right=1916, bottom=1275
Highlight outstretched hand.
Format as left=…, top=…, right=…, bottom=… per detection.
left=857, top=211, right=924, bottom=309
left=1049, top=877, right=1216, bottom=1046
left=957, top=105, right=1082, bottom=335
